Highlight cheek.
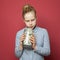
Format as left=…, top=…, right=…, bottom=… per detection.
left=25, top=22, right=29, bottom=26
left=33, top=21, right=36, bottom=25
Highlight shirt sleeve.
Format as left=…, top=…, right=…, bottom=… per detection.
left=15, top=32, right=23, bottom=58
left=34, top=29, right=51, bottom=56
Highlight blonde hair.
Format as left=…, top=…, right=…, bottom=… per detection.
left=22, top=4, right=36, bottom=19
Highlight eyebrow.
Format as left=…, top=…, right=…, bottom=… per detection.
left=25, top=18, right=36, bottom=21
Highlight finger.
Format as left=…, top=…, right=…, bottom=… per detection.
left=31, top=36, right=35, bottom=39
left=30, top=40, right=33, bottom=43
left=30, top=38, right=33, bottom=41
left=30, top=38, right=35, bottom=42
left=22, top=34, right=25, bottom=37
left=30, top=39, right=35, bottom=43
left=20, top=37, right=25, bottom=42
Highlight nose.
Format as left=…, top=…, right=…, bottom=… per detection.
left=29, top=20, right=32, bottom=25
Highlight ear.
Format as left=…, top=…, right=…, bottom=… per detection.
left=23, top=20, right=26, bottom=24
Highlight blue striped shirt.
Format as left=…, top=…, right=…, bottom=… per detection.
left=15, top=26, right=50, bottom=60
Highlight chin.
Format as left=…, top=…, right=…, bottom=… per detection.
left=30, top=27, right=34, bottom=29
left=27, top=26, right=34, bottom=29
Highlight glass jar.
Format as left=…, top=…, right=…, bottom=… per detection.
left=23, top=28, right=33, bottom=50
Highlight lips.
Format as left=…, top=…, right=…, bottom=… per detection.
left=30, top=26, right=33, bottom=28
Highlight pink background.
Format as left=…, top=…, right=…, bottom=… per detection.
left=0, top=0, right=60, bottom=60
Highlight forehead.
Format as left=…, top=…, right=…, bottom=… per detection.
left=24, top=11, right=35, bottom=20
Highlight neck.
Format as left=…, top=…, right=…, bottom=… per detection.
left=32, top=25, right=36, bottom=30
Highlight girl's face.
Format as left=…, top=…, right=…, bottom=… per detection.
left=24, top=11, right=36, bottom=29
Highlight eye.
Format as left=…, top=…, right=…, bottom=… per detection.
left=25, top=20, right=30, bottom=22
left=31, top=19, right=35, bottom=21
